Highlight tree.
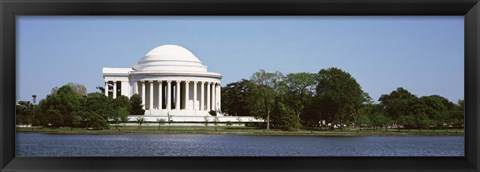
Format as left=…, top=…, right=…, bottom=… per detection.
left=51, top=82, right=87, bottom=96
left=398, top=114, right=415, bottom=131
left=221, top=79, right=256, bottom=116
left=379, top=87, right=417, bottom=124
left=280, top=72, right=317, bottom=118
left=16, top=101, right=34, bottom=125
left=249, top=85, right=276, bottom=130
left=109, top=96, right=131, bottom=128
left=213, top=116, right=219, bottom=131
left=203, top=115, right=210, bottom=130
left=130, top=94, right=145, bottom=115
left=301, top=97, right=323, bottom=127
left=82, top=92, right=111, bottom=129
left=73, top=111, right=92, bottom=129
left=38, top=84, right=82, bottom=127
left=314, top=67, right=365, bottom=129
left=451, top=99, right=464, bottom=127
left=136, top=117, right=145, bottom=129
left=250, top=69, right=284, bottom=89
left=209, top=110, right=217, bottom=116
left=167, top=112, right=173, bottom=131
left=157, top=118, right=166, bottom=130
left=272, top=100, right=301, bottom=131
left=91, top=113, right=109, bottom=130
left=369, top=104, right=391, bottom=131
left=419, top=95, right=454, bottom=128
left=111, top=107, right=129, bottom=129
left=355, top=104, right=373, bottom=129
left=96, top=86, right=105, bottom=94
left=249, top=69, right=284, bottom=130
left=112, top=95, right=131, bottom=113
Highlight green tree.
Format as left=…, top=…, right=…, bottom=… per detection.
left=51, top=82, right=87, bottom=96
left=80, top=111, right=109, bottom=130
left=96, top=86, right=105, bottom=94
left=301, top=97, right=322, bottom=127
left=130, top=94, right=145, bottom=115
left=112, top=95, right=131, bottom=113
left=419, top=95, right=454, bottom=128
left=209, top=110, right=217, bottom=116
left=379, top=87, right=417, bottom=124
left=157, top=118, right=166, bottom=130
left=249, top=69, right=284, bottom=130
left=450, top=99, right=464, bottom=127
left=111, top=107, right=129, bottom=129
left=369, top=104, right=391, bottom=131
left=249, top=85, right=276, bottom=130
left=213, top=116, right=219, bottom=131
left=250, top=69, right=284, bottom=89
left=167, top=112, right=173, bottom=131
left=398, top=114, right=415, bottom=131
left=280, top=72, right=317, bottom=118
left=16, top=101, right=34, bottom=125
left=38, top=85, right=82, bottom=128
left=272, top=100, right=301, bottom=131
left=136, top=117, right=145, bottom=129
left=82, top=92, right=111, bottom=129
left=355, top=104, right=373, bottom=129
left=108, top=95, right=131, bottom=129
left=314, top=67, right=365, bottom=129
left=203, top=115, right=210, bottom=130
left=221, top=79, right=256, bottom=116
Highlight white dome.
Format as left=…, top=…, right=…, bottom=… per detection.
left=133, top=44, right=207, bottom=72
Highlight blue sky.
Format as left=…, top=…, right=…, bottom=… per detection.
left=17, top=16, right=464, bottom=103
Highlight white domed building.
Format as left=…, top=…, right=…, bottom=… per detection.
left=103, top=45, right=226, bottom=120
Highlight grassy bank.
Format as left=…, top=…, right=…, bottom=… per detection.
left=16, top=126, right=464, bottom=136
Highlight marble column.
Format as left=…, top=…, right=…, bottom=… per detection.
left=134, top=81, right=138, bottom=94
left=207, top=82, right=211, bottom=111
left=104, top=81, right=109, bottom=97
left=175, top=80, right=180, bottom=110
left=217, top=83, right=221, bottom=112
left=121, top=81, right=128, bottom=97
left=167, top=81, right=171, bottom=110
left=149, top=81, right=153, bottom=110
left=141, top=81, right=145, bottom=108
left=200, top=81, right=205, bottom=111
left=113, top=81, right=117, bottom=99
left=158, top=81, right=162, bottom=110
left=212, top=83, right=216, bottom=111
left=185, top=81, right=189, bottom=110
left=193, top=81, right=197, bottom=110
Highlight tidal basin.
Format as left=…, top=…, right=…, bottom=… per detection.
left=17, top=133, right=464, bottom=156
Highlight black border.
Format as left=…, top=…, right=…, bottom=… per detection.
left=1, top=0, right=479, bottom=172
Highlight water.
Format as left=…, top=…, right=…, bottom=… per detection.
left=16, top=133, right=464, bottom=156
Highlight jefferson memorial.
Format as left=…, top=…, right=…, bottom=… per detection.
left=102, top=45, right=259, bottom=123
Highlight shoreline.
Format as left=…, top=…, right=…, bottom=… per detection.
left=16, top=127, right=465, bottom=137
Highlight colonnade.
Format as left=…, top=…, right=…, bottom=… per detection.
left=104, top=80, right=221, bottom=113
left=104, top=81, right=122, bottom=99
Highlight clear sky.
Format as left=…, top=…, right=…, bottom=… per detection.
left=17, top=16, right=464, bottom=103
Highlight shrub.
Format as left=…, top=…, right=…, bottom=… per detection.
left=209, top=110, right=217, bottom=116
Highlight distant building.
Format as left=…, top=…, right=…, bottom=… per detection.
left=103, top=44, right=222, bottom=117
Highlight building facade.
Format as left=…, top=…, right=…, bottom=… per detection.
left=102, top=44, right=222, bottom=117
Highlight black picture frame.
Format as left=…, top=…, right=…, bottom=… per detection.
left=1, top=0, right=478, bottom=171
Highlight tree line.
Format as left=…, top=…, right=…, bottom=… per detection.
left=16, top=83, right=145, bottom=129
left=17, top=67, right=464, bottom=131
left=221, top=68, right=464, bottom=131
